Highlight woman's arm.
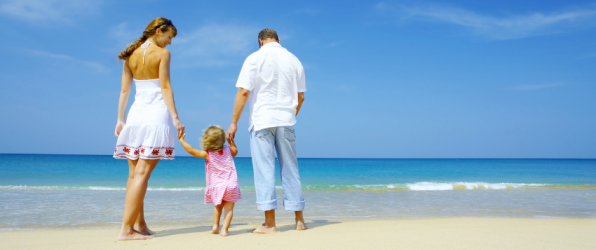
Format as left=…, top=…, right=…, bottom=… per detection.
left=159, top=50, right=185, bottom=139
left=115, top=59, right=133, bottom=137
left=179, top=133, right=208, bottom=159
left=228, top=137, right=238, bottom=157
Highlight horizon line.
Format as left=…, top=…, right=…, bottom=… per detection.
left=0, top=153, right=594, bottom=160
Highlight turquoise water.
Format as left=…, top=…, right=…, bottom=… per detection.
left=1, top=154, right=595, bottom=231
left=2, top=155, right=595, bottom=191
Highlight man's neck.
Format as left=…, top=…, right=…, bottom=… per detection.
left=261, top=38, right=278, bottom=47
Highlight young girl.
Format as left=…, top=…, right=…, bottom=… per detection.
left=179, top=125, right=241, bottom=237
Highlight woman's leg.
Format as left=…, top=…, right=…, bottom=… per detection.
left=220, top=202, right=235, bottom=237
left=118, top=159, right=159, bottom=240
left=125, top=160, right=154, bottom=235
left=212, top=204, right=224, bottom=234
left=135, top=203, right=154, bottom=235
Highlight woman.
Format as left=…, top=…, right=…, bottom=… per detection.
left=113, top=17, right=184, bottom=240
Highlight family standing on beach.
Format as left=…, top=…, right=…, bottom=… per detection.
left=113, top=17, right=307, bottom=240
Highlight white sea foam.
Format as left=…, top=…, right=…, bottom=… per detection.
left=407, top=182, right=454, bottom=191
left=406, top=182, right=550, bottom=191
left=0, top=185, right=205, bottom=191
left=88, top=186, right=126, bottom=191
left=0, top=183, right=561, bottom=191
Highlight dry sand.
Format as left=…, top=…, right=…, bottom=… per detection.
left=1, top=218, right=595, bottom=250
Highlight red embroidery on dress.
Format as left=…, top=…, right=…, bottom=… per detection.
left=134, top=150, right=139, bottom=155
left=165, top=149, right=173, bottom=155
left=141, top=148, right=145, bottom=154
left=124, top=147, right=130, bottom=153
left=151, top=149, right=159, bottom=155
left=114, top=148, right=117, bottom=153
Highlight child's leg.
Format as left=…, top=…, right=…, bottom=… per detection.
left=220, top=202, right=235, bottom=237
left=212, top=204, right=224, bottom=234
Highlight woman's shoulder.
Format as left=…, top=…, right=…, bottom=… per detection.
left=151, top=45, right=170, bottom=55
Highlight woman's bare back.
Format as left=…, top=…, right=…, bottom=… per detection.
left=127, top=42, right=167, bottom=80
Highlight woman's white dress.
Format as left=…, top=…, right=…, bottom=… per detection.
left=113, top=78, right=175, bottom=160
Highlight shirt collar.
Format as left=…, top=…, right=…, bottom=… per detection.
left=261, top=42, right=282, bottom=48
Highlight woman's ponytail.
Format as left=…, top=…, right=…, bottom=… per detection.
left=117, top=17, right=177, bottom=60
left=118, top=34, right=148, bottom=60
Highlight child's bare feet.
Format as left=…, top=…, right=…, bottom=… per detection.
left=211, top=225, right=219, bottom=234
left=252, top=223, right=276, bottom=234
left=118, top=228, right=153, bottom=240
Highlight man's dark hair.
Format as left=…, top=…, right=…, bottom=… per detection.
left=258, top=28, right=279, bottom=41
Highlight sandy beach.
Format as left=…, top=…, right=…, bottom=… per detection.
left=1, top=218, right=595, bottom=250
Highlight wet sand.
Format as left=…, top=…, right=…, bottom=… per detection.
left=1, top=218, right=595, bottom=249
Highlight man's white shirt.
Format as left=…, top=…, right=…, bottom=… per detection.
left=236, top=42, right=306, bottom=132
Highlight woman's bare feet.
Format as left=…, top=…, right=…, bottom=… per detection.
left=136, top=225, right=155, bottom=235
left=211, top=225, right=219, bottom=234
left=118, top=228, right=152, bottom=240
left=220, top=228, right=228, bottom=237
left=252, top=223, right=277, bottom=234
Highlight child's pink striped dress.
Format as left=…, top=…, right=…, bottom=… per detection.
left=204, top=146, right=241, bottom=205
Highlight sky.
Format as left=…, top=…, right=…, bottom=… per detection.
left=0, top=0, right=595, bottom=158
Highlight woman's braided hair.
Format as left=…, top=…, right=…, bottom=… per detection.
left=118, top=17, right=177, bottom=60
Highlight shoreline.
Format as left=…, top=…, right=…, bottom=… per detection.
left=1, top=218, right=595, bottom=249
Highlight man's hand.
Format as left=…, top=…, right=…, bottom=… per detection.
left=226, top=123, right=238, bottom=141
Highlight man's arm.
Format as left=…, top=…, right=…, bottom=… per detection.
left=296, top=92, right=305, bottom=116
left=226, top=88, right=251, bottom=140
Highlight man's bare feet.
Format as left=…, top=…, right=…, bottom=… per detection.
left=296, top=220, right=308, bottom=230
left=252, top=223, right=276, bottom=234
left=211, top=225, right=219, bottom=234
left=118, top=228, right=152, bottom=240
left=295, top=211, right=307, bottom=230
left=136, top=226, right=155, bottom=235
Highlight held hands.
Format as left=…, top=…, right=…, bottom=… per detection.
left=114, top=121, right=125, bottom=138
left=179, top=133, right=186, bottom=141
left=226, top=123, right=237, bottom=141
left=173, top=118, right=185, bottom=139
left=226, top=134, right=235, bottom=145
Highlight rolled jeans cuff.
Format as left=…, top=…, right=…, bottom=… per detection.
left=256, top=199, right=278, bottom=211
left=284, top=199, right=305, bottom=211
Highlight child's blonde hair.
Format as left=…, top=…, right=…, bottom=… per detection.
left=201, top=125, right=225, bottom=152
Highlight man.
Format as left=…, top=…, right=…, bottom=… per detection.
left=226, top=28, right=307, bottom=233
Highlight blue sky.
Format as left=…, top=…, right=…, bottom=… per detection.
left=0, top=0, right=595, bottom=158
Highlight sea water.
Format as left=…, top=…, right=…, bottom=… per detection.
left=1, top=154, right=595, bottom=231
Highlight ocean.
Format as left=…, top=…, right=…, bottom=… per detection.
left=1, top=154, right=595, bottom=231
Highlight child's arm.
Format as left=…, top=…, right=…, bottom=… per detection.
left=179, top=133, right=208, bottom=159
left=227, top=137, right=238, bottom=157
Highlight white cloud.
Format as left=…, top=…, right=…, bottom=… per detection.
left=0, top=0, right=100, bottom=24
left=26, top=49, right=109, bottom=73
left=509, top=83, right=563, bottom=91
left=376, top=3, right=596, bottom=40
left=172, top=23, right=259, bottom=67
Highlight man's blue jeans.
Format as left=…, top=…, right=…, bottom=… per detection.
left=250, top=126, right=305, bottom=211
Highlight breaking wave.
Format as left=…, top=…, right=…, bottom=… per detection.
left=2, top=182, right=594, bottom=191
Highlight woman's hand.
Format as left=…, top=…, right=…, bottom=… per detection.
left=173, top=118, right=185, bottom=139
left=179, top=133, right=186, bottom=141
left=115, top=121, right=125, bottom=138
